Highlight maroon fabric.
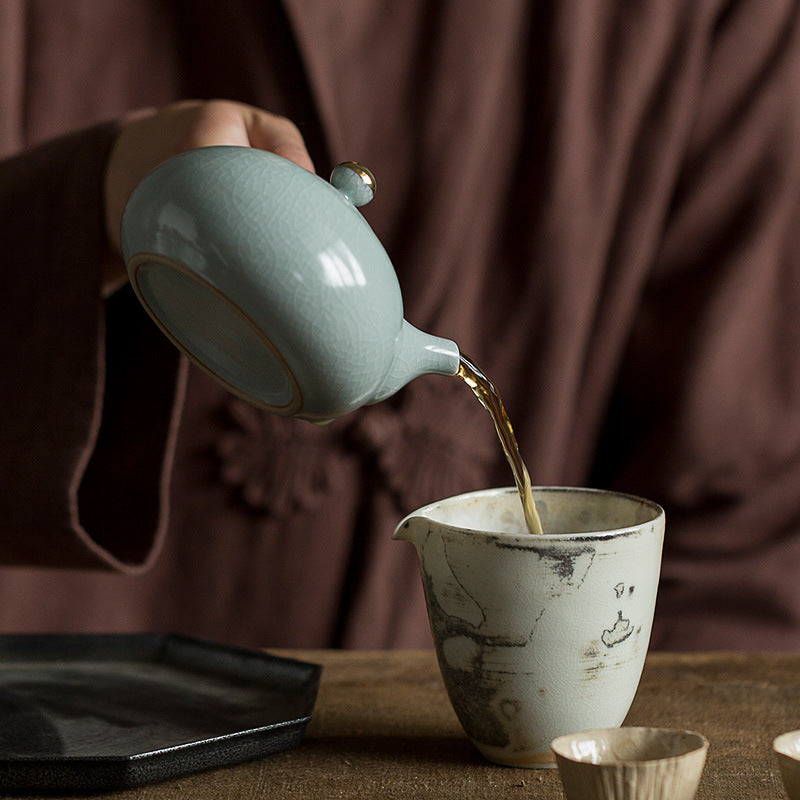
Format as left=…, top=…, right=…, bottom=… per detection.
left=0, top=0, right=799, bottom=650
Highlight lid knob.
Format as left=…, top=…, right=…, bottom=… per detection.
left=330, top=161, right=376, bottom=207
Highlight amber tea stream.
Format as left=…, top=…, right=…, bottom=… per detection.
left=457, top=354, right=544, bottom=535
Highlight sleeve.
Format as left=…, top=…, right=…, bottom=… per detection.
left=0, top=124, right=185, bottom=571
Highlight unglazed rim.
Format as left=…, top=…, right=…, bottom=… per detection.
left=551, top=727, right=709, bottom=766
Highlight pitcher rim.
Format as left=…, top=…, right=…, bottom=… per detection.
left=392, top=485, right=665, bottom=542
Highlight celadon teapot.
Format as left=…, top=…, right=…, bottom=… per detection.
left=120, top=146, right=460, bottom=421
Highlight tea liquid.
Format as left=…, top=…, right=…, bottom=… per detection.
left=457, top=354, right=544, bottom=535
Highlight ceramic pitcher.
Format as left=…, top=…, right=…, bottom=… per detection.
left=394, top=486, right=665, bottom=767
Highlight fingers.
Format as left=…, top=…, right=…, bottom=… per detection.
left=179, top=100, right=314, bottom=172
left=104, top=100, right=315, bottom=268
left=176, top=100, right=255, bottom=149
left=244, top=108, right=315, bottom=173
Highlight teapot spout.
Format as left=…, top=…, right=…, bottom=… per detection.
left=373, top=320, right=460, bottom=403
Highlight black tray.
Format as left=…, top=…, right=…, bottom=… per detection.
left=0, top=632, right=321, bottom=794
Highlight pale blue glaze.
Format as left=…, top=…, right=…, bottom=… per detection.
left=120, top=147, right=460, bottom=420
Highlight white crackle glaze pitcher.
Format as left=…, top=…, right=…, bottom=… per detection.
left=393, top=486, right=665, bottom=768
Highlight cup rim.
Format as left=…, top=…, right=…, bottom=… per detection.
left=774, top=730, right=800, bottom=759
left=551, top=726, right=709, bottom=766
left=395, top=486, right=664, bottom=542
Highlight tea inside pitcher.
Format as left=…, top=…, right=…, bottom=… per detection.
left=457, top=354, right=544, bottom=535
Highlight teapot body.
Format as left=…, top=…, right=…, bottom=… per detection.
left=121, top=147, right=459, bottom=420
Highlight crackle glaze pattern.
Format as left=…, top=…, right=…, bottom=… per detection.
left=393, top=487, right=665, bottom=768
left=120, top=147, right=459, bottom=420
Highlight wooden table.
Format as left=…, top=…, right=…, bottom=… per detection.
left=5, top=650, right=799, bottom=799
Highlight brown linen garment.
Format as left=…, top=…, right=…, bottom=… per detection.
left=1, top=0, right=799, bottom=650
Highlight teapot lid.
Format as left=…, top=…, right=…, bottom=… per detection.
left=128, top=253, right=305, bottom=412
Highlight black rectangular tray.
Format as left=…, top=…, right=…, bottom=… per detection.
left=0, top=632, right=321, bottom=794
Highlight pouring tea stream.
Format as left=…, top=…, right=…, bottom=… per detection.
left=120, top=147, right=542, bottom=533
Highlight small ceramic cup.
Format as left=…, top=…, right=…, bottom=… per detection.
left=774, top=730, right=800, bottom=799
left=551, top=727, right=708, bottom=800
left=393, top=487, right=665, bottom=767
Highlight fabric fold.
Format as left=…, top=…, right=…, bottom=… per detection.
left=0, top=125, right=180, bottom=571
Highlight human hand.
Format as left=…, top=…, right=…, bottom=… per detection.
left=102, top=99, right=314, bottom=295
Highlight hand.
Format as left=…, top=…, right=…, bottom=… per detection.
left=102, top=99, right=314, bottom=296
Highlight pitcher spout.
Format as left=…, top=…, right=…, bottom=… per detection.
left=372, top=320, right=460, bottom=404
left=392, top=513, right=430, bottom=548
